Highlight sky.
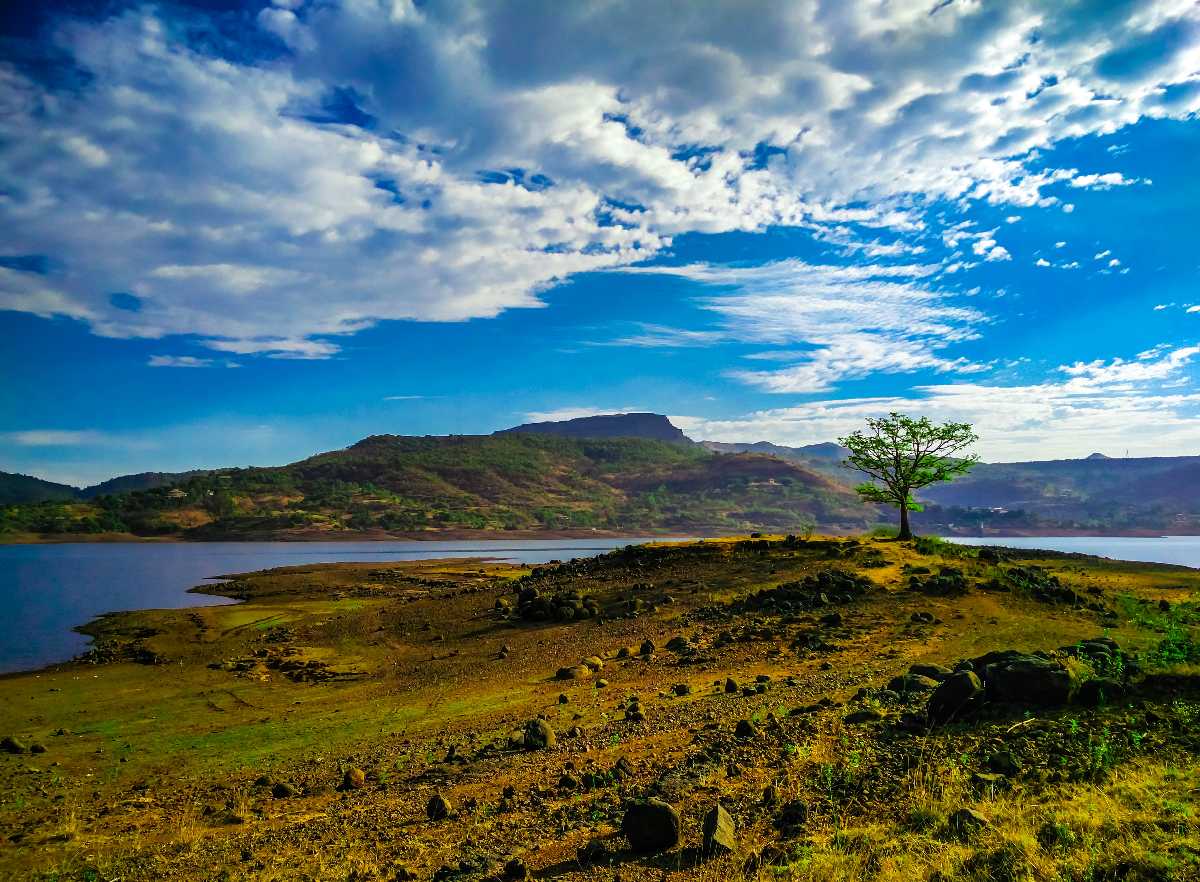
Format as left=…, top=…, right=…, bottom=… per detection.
left=1, top=0, right=1199, bottom=487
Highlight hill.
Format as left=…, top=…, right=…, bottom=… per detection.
left=79, top=470, right=210, bottom=499
left=915, top=454, right=1200, bottom=534
left=499, top=412, right=691, bottom=443
left=0, top=432, right=871, bottom=540
left=0, top=471, right=79, bottom=505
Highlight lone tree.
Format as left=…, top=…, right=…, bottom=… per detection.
left=839, top=413, right=979, bottom=540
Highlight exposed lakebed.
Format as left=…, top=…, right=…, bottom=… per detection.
left=0, top=538, right=675, bottom=672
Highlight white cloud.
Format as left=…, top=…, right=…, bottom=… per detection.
left=0, top=2, right=1197, bottom=357
left=622, top=259, right=986, bottom=392
left=1, top=430, right=109, bottom=447
left=1187, top=305, right=1200, bottom=313
left=147, top=355, right=214, bottom=368
left=1055, top=241, right=1067, bottom=248
left=1095, top=249, right=1112, bottom=259
left=1035, top=258, right=1051, bottom=267
left=675, top=345, right=1200, bottom=460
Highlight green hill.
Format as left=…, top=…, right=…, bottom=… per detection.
left=0, top=433, right=871, bottom=539
left=0, top=471, right=79, bottom=505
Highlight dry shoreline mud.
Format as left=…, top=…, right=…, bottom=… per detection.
left=2, top=535, right=1200, bottom=881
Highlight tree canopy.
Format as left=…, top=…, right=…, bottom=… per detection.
left=839, top=413, right=979, bottom=540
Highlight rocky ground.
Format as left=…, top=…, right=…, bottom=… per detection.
left=2, top=536, right=1200, bottom=882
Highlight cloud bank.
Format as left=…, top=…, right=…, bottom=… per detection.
left=1, top=0, right=1198, bottom=359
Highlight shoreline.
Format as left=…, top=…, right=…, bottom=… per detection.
left=5, top=525, right=1200, bottom=545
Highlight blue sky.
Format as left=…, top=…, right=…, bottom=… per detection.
left=2, top=0, right=1199, bottom=486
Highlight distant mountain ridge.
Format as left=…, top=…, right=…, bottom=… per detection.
left=1, top=421, right=870, bottom=539
left=3, top=412, right=1198, bottom=536
left=499, top=412, right=691, bottom=444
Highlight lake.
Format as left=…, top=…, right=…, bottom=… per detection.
left=947, top=535, right=1200, bottom=568
left=0, top=538, right=676, bottom=674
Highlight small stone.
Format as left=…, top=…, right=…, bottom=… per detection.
left=558, top=693, right=570, bottom=704
left=734, top=719, right=759, bottom=738
left=673, top=683, right=692, bottom=696
left=341, top=767, right=366, bottom=790
left=1, top=736, right=28, bottom=754
left=427, top=793, right=452, bottom=820
left=639, top=639, right=654, bottom=656
left=503, top=858, right=529, bottom=881
left=271, top=782, right=299, bottom=798
left=724, top=677, right=739, bottom=693
left=702, top=804, right=737, bottom=855
left=948, top=807, right=991, bottom=839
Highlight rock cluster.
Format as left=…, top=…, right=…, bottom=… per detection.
left=742, top=569, right=873, bottom=612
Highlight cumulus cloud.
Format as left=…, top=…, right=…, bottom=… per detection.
left=1, top=1, right=1198, bottom=360
left=674, top=345, right=1200, bottom=460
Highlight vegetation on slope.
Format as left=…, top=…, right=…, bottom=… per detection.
left=0, top=434, right=871, bottom=539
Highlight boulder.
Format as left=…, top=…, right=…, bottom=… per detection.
left=887, top=673, right=940, bottom=694
left=523, top=719, right=556, bottom=750
left=622, top=799, right=681, bottom=853
left=556, top=665, right=590, bottom=680
left=639, top=639, right=655, bottom=656
left=673, top=683, right=692, bottom=696
left=271, top=782, right=299, bottom=798
left=908, top=663, right=953, bottom=681
left=1077, top=677, right=1125, bottom=708
left=1, top=735, right=28, bottom=754
left=340, top=767, right=366, bottom=790
left=983, top=655, right=1079, bottom=706
left=927, top=671, right=984, bottom=724
left=724, top=677, right=739, bottom=693
left=702, top=804, right=737, bottom=855
left=582, top=656, right=604, bottom=672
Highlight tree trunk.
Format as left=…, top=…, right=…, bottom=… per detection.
left=898, top=501, right=912, bottom=541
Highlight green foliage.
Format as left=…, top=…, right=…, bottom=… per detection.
left=839, top=412, right=978, bottom=538
left=0, top=433, right=873, bottom=538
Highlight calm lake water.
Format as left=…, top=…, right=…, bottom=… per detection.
left=947, top=535, right=1200, bottom=568
left=0, top=538, right=675, bottom=674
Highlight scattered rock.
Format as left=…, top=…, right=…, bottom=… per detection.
left=927, top=671, right=984, bottom=724
left=427, top=793, right=452, bottom=820
left=271, top=782, right=299, bottom=799
left=734, top=719, right=759, bottom=738
left=1, top=735, right=28, bottom=754
left=556, top=665, right=590, bottom=680
left=702, top=804, right=737, bottom=855
left=673, top=683, right=692, bottom=696
left=341, top=767, right=366, bottom=790
left=622, top=798, right=681, bottom=853
left=724, top=677, right=739, bottom=693
left=523, top=719, right=556, bottom=750
left=502, top=858, right=528, bottom=881
left=947, top=807, right=990, bottom=840
left=639, top=639, right=655, bottom=656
